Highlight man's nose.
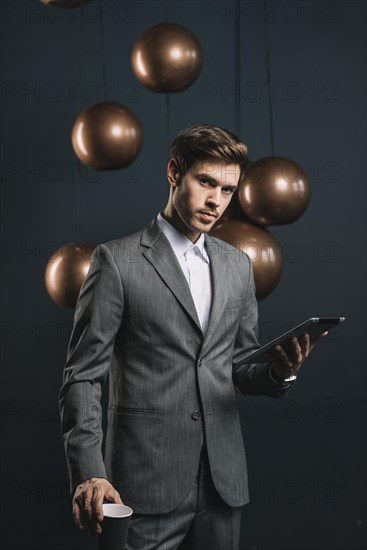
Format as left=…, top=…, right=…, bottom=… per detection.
left=206, top=187, right=221, bottom=207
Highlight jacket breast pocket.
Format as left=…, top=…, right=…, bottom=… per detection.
left=225, top=296, right=245, bottom=310
left=221, top=304, right=243, bottom=336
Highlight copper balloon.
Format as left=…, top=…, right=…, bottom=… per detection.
left=72, top=102, right=143, bottom=170
left=131, top=23, right=203, bottom=92
left=238, top=156, right=311, bottom=225
left=40, top=0, right=91, bottom=7
left=45, top=243, right=95, bottom=308
left=211, top=220, right=283, bottom=300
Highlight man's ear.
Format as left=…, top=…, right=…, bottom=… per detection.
left=167, top=159, right=180, bottom=187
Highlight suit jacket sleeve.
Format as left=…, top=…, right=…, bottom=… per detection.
left=232, top=253, right=295, bottom=398
left=59, top=243, right=124, bottom=496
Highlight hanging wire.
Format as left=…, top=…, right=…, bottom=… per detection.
left=99, top=0, right=107, bottom=102
left=166, top=93, right=171, bottom=152
left=163, top=0, right=169, bottom=23
left=262, top=0, right=275, bottom=156
left=234, top=0, right=241, bottom=136
left=75, top=8, right=84, bottom=243
left=164, top=0, right=170, bottom=152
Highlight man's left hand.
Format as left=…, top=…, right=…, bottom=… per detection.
left=268, top=331, right=328, bottom=380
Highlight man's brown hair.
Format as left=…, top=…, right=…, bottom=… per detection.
left=168, top=124, right=248, bottom=183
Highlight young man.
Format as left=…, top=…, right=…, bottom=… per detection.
left=59, top=124, right=323, bottom=550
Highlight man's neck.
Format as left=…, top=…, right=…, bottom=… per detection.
left=160, top=207, right=201, bottom=244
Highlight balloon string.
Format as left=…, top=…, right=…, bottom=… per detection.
left=99, top=0, right=107, bottom=102
left=234, top=0, right=241, bottom=136
left=262, top=0, right=275, bottom=156
left=166, top=93, right=171, bottom=153
left=76, top=8, right=84, bottom=243
left=0, top=0, right=3, bottom=366
left=76, top=10, right=83, bottom=115
left=164, top=0, right=170, bottom=151
left=76, top=161, right=82, bottom=243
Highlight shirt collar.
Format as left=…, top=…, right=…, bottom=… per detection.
left=156, top=212, right=209, bottom=264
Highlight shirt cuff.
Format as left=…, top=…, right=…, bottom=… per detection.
left=268, top=364, right=293, bottom=387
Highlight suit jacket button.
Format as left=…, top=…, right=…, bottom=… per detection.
left=191, top=410, right=200, bottom=421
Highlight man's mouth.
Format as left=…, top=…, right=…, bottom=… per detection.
left=198, top=211, right=218, bottom=220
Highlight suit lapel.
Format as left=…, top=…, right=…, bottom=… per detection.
left=141, top=218, right=202, bottom=332
left=140, top=219, right=231, bottom=343
left=202, top=234, right=230, bottom=349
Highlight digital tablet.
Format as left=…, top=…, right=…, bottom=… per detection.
left=235, top=317, right=345, bottom=367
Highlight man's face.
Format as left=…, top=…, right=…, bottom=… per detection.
left=169, top=159, right=240, bottom=236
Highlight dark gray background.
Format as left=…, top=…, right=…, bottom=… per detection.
left=1, top=1, right=366, bottom=549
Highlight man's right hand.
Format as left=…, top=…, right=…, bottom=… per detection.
left=72, top=477, right=123, bottom=536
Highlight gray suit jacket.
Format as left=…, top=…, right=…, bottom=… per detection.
left=59, top=216, right=293, bottom=514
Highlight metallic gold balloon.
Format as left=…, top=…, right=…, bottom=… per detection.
left=238, top=156, right=311, bottom=225
left=210, top=220, right=283, bottom=300
left=45, top=243, right=95, bottom=308
left=72, top=102, right=143, bottom=170
left=131, top=23, right=203, bottom=92
left=40, top=0, right=91, bottom=7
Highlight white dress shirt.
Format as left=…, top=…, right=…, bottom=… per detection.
left=157, top=212, right=213, bottom=335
